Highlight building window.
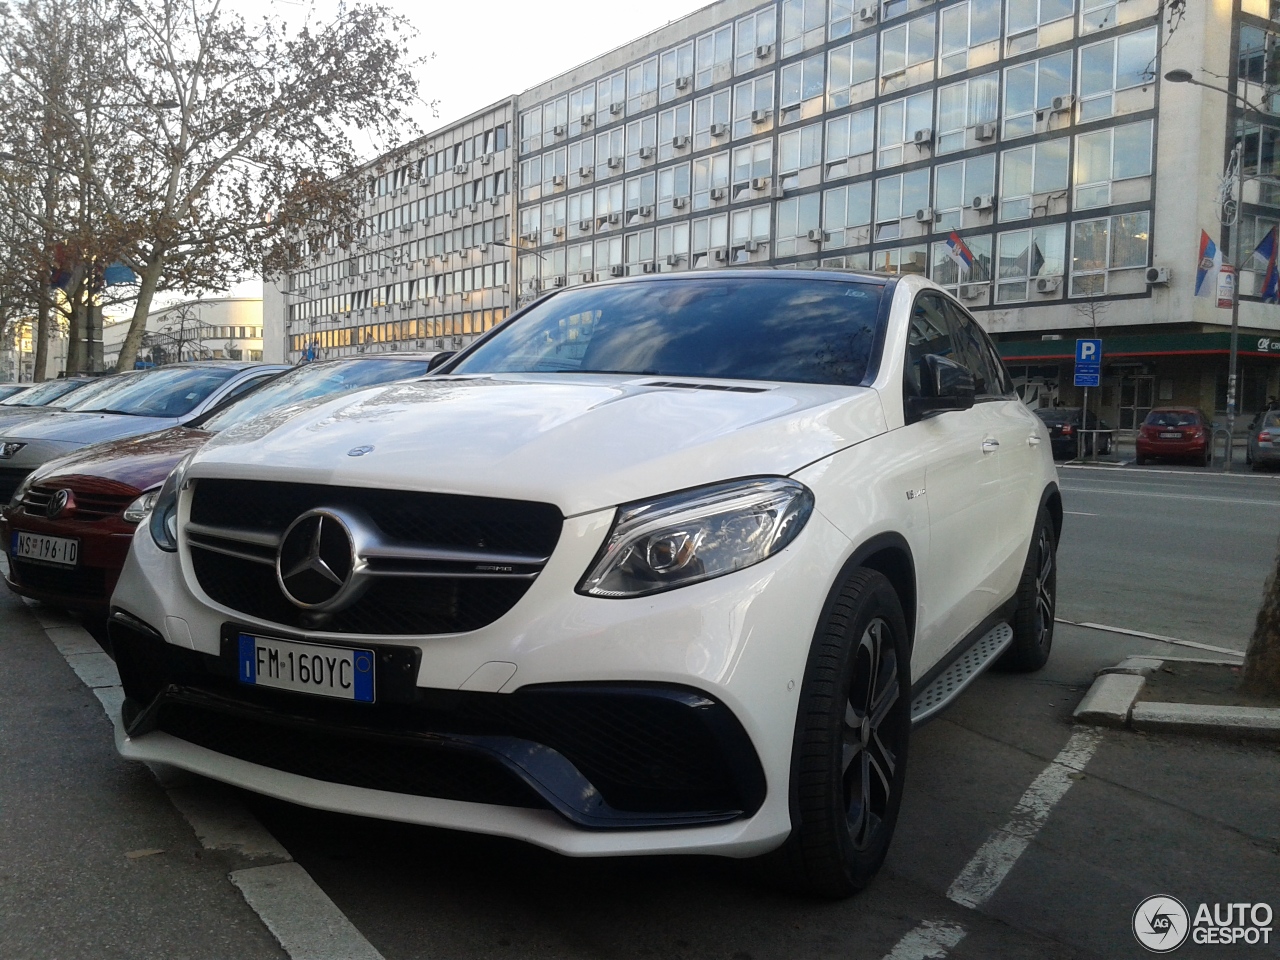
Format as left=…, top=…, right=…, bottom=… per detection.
left=627, top=56, right=659, bottom=115
left=827, top=35, right=877, bottom=110
left=691, top=212, right=730, bottom=267
left=875, top=168, right=931, bottom=240
left=624, top=172, right=657, bottom=224
left=939, top=0, right=1002, bottom=77
left=594, top=235, right=624, bottom=273
left=1070, top=211, right=1149, bottom=296
left=1002, top=51, right=1072, bottom=139
left=731, top=205, right=772, bottom=260
left=656, top=221, right=691, bottom=268
left=732, top=74, right=775, bottom=139
left=519, top=108, right=542, bottom=155
left=569, top=138, right=595, bottom=187
left=781, top=0, right=825, bottom=59
left=732, top=140, right=774, bottom=199
left=872, top=243, right=928, bottom=275
left=930, top=234, right=992, bottom=295
left=541, top=147, right=567, bottom=195
left=693, top=150, right=731, bottom=210
left=659, top=41, right=695, bottom=103
left=594, top=128, right=625, bottom=180
left=596, top=71, right=626, bottom=126
left=823, top=181, right=873, bottom=248
left=568, top=190, right=594, bottom=236
left=568, top=241, right=593, bottom=280
left=776, top=193, right=822, bottom=257
left=825, top=108, right=874, bottom=179
left=658, top=104, right=694, bottom=162
left=519, top=156, right=542, bottom=203
left=781, top=53, right=825, bottom=123
left=568, top=84, right=595, bottom=139
left=1074, top=119, right=1153, bottom=208
left=934, top=154, right=996, bottom=230
left=695, top=24, right=733, bottom=90
left=935, top=72, right=998, bottom=154
left=735, top=7, right=777, bottom=74
left=1081, top=0, right=1118, bottom=33
left=543, top=96, right=568, bottom=142
left=779, top=122, right=823, bottom=179
left=625, top=229, right=656, bottom=272
left=625, top=117, right=657, bottom=171
left=999, top=138, right=1069, bottom=221
left=540, top=197, right=567, bottom=246
left=657, top=162, right=693, bottom=218
left=1077, top=26, right=1157, bottom=121
left=830, top=0, right=856, bottom=40
left=880, top=12, right=936, bottom=81
left=594, top=181, right=624, bottom=227
left=995, top=225, right=1066, bottom=301
left=877, top=91, right=933, bottom=167
left=693, top=90, right=732, bottom=152
left=1006, top=0, right=1074, bottom=55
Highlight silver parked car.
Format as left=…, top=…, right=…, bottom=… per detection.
left=1248, top=409, right=1280, bottom=471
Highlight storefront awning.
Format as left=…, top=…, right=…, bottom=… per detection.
left=997, top=331, right=1280, bottom=363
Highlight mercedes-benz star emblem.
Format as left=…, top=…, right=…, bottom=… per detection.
left=276, top=509, right=358, bottom=610
left=47, top=488, right=74, bottom=519
left=347, top=445, right=374, bottom=457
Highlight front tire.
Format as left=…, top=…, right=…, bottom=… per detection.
left=999, top=507, right=1057, bottom=672
left=764, top=569, right=911, bottom=898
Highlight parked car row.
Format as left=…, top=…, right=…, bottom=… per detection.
left=4, top=271, right=1063, bottom=898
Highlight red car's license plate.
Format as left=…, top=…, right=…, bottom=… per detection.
left=1159, top=432, right=1182, bottom=439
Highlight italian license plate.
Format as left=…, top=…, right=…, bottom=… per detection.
left=11, top=532, right=79, bottom=566
left=237, top=634, right=374, bottom=702
left=1160, top=431, right=1182, bottom=439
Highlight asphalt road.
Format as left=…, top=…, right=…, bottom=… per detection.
left=4, top=465, right=1280, bottom=960
left=1055, top=464, right=1280, bottom=650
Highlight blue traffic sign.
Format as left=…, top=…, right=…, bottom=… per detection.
left=1074, top=338, right=1102, bottom=387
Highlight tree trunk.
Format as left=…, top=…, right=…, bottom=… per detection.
left=114, top=257, right=164, bottom=372
left=32, top=293, right=50, bottom=382
left=64, top=277, right=86, bottom=375
left=1242, top=534, right=1280, bottom=695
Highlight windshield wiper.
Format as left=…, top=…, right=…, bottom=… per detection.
left=75, top=407, right=142, bottom=416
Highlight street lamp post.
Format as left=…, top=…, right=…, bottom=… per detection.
left=1164, top=69, right=1265, bottom=470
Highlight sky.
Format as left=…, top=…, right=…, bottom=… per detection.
left=180, top=0, right=712, bottom=306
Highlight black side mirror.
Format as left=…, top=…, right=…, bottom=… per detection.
left=426, top=351, right=456, bottom=373
left=909, top=354, right=976, bottom=419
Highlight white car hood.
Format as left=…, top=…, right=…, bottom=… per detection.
left=195, top=374, right=888, bottom=516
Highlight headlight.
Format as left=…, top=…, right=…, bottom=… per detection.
left=5, top=471, right=36, bottom=514
left=578, top=477, right=814, bottom=598
left=122, top=487, right=162, bottom=524
left=148, top=455, right=194, bottom=552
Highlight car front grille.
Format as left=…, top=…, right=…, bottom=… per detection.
left=186, top=479, right=563, bottom=636
left=24, top=484, right=135, bottom=521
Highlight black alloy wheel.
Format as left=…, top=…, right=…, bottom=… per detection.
left=761, top=568, right=911, bottom=898
left=999, top=507, right=1056, bottom=672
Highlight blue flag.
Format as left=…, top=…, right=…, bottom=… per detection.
left=1251, top=227, right=1279, bottom=304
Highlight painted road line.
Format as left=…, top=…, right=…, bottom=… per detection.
left=1061, top=464, right=1280, bottom=481
left=946, top=728, right=1103, bottom=909
left=1056, top=618, right=1245, bottom=658
left=233, top=864, right=385, bottom=960
left=1063, top=511, right=1097, bottom=516
left=881, top=920, right=966, bottom=959
left=23, top=600, right=384, bottom=960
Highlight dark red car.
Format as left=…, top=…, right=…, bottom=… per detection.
left=2, top=355, right=435, bottom=620
left=1134, top=407, right=1213, bottom=466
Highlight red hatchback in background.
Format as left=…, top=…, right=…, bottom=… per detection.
left=1135, top=407, right=1213, bottom=466
left=2, top=355, right=436, bottom=624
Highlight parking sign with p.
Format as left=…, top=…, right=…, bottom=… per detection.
left=1074, top=338, right=1102, bottom=388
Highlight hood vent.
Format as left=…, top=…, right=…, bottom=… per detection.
left=642, top=380, right=769, bottom=394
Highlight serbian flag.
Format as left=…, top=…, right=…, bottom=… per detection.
left=945, top=231, right=975, bottom=275
left=1251, top=226, right=1279, bottom=303
left=1195, top=230, right=1222, bottom=297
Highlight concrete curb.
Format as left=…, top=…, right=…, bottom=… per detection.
left=1074, top=657, right=1280, bottom=741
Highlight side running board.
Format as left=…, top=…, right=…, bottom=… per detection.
left=910, top=622, right=1014, bottom=727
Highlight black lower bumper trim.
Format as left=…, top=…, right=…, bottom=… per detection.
left=109, top=611, right=766, bottom=830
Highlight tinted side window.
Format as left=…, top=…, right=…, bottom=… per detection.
left=940, top=302, right=1002, bottom=398
left=904, top=293, right=954, bottom=400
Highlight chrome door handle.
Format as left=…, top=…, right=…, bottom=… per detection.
left=1028, top=435, right=1042, bottom=447
left=981, top=438, right=1000, bottom=454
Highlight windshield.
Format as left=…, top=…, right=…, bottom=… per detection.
left=450, top=277, right=887, bottom=386
left=1, top=378, right=90, bottom=407
left=1145, top=410, right=1199, bottom=427
left=0, top=385, right=29, bottom=402
left=65, top=366, right=243, bottom=418
left=198, top=358, right=431, bottom=432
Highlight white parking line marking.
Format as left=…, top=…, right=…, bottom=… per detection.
left=1055, top=618, right=1245, bottom=658
left=19, top=598, right=382, bottom=960
left=946, top=728, right=1102, bottom=909
left=882, top=920, right=967, bottom=959
left=1063, top=510, right=1097, bottom=516
left=232, top=863, right=385, bottom=960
